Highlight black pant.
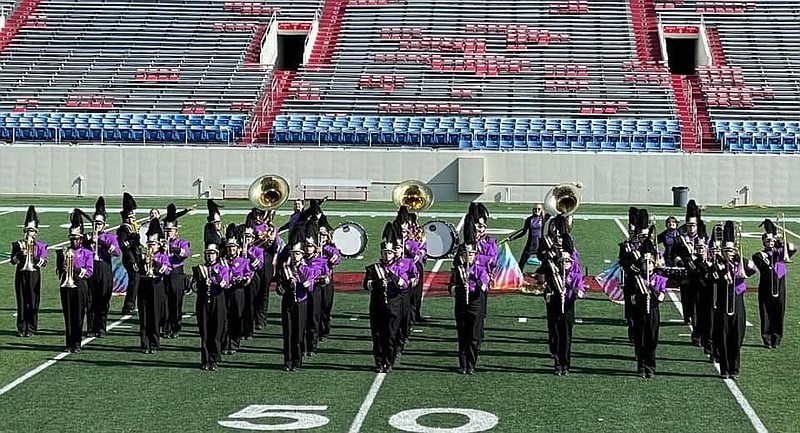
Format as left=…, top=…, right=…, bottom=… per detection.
left=518, top=237, right=539, bottom=272
left=164, top=267, right=186, bottom=336
left=14, top=270, right=41, bottom=334
left=138, top=277, right=164, bottom=351
left=254, top=267, right=271, bottom=329
left=631, top=301, right=660, bottom=374
left=320, top=281, right=335, bottom=338
left=224, top=287, right=246, bottom=352
left=455, top=290, right=486, bottom=371
left=758, top=285, right=785, bottom=347
left=122, top=261, right=140, bottom=313
left=305, top=289, right=322, bottom=353
left=88, top=261, right=112, bottom=334
left=545, top=294, right=575, bottom=372
left=198, top=291, right=227, bottom=365
left=696, top=283, right=715, bottom=355
left=60, top=281, right=88, bottom=350
left=369, top=299, right=387, bottom=367
left=281, top=296, right=307, bottom=368
left=680, top=282, right=697, bottom=329
left=243, top=274, right=259, bottom=338
left=410, top=265, right=424, bottom=323
left=714, top=294, right=746, bottom=376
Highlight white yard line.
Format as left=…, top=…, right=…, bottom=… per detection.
left=612, top=218, right=768, bottom=433
left=347, top=373, right=386, bottom=433
left=349, top=214, right=466, bottom=433
left=782, top=227, right=800, bottom=240
left=0, top=314, right=132, bottom=397
left=0, top=211, right=14, bottom=217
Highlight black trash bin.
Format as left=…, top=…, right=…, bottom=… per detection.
left=671, top=186, right=690, bottom=207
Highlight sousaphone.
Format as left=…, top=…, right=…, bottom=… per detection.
left=248, top=174, right=290, bottom=210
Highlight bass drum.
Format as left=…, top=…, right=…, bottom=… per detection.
left=424, top=220, right=458, bottom=259
left=332, top=222, right=368, bottom=258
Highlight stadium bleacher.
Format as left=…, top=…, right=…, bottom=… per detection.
left=0, top=0, right=797, bottom=151
left=656, top=0, right=800, bottom=152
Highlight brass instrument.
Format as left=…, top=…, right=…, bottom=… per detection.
left=277, top=262, right=298, bottom=303
left=248, top=174, right=290, bottom=210
left=453, top=264, right=469, bottom=304
left=20, top=233, right=36, bottom=272
left=195, top=264, right=213, bottom=304
left=143, top=246, right=156, bottom=278
left=392, top=180, right=434, bottom=212
left=777, top=213, right=791, bottom=264
left=92, top=232, right=100, bottom=261
left=642, top=253, right=652, bottom=314
left=543, top=183, right=582, bottom=218
left=546, top=260, right=566, bottom=314
left=58, top=248, right=77, bottom=288
left=728, top=222, right=745, bottom=315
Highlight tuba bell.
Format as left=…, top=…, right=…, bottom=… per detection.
left=248, top=174, right=290, bottom=211
left=544, top=182, right=582, bottom=217
left=392, top=180, right=434, bottom=212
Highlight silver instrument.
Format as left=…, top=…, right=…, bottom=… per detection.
left=20, top=233, right=37, bottom=272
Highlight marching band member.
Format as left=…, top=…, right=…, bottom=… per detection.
left=162, top=204, right=192, bottom=339
left=248, top=207, right=276, bottom=332
left=137, top=218, right=171, bottom=354
left=618, top=207, right=649, bottom=343
left=393, top=220, right=419, bottom=351
left=679, top=201, right=704, bottom=337
left=449, top=219, right=489, bottom=375
left=405, top=212, right=427, bottom=326
left=57, top=210, right=93, bottom=353
left=86, top=198, right=120, bottom=338
left=241, top=227, right=264, bottom=339
left=318, top=216, right=341, bottom=341
left=223, top=225, right=252, bottom=355
left=363, top=223, right=413, bottom=373
left=537, top=214, right=577, bottom=357
left=117, top=192, right=140, bottom=315
left=471, top=203, right=498, bottom=276
left=543, top=249, right=584, bottom=376
left=203, top=199, right=224, bottom=254
left=277, top=222, right=323, bottom=372
left=628, top=238, right=667, bottom=379
left=506, top=203, right=547, bottom=271
left=751, top=219, right=796, bottom=349
left=657, top=216, right=681, bottom=267
left=675, top=228, right=716, bottom=356
left=194, top=243, right=230, bottom=371
left=711, top=221, right=756, bottom=379
left=304, top=222, right=328, bottom=356
left=10, top=206, right=47, bottom=337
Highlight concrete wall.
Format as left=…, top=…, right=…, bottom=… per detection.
left=0, top=145, right=795, bottom=205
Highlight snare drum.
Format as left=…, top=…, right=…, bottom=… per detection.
left=424, top=220, right=458, bottom=259
left=332, top=222, right=368, bottom=258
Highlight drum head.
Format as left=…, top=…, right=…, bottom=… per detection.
left=424, top=220, right=458, bottom=259
left=332, top=222, right=368, bottom=258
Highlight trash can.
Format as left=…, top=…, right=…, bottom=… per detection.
left=671, top=186, right=690, bottom=207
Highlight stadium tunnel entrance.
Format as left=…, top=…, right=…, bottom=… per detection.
left=665, top=37, right=698, bottom=74
left=276, top=34, right=306, bottom=71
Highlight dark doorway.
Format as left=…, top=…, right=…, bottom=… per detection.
left=276, top=34, right=306, bottom=71
left=665, top=38, right=697, bottom=75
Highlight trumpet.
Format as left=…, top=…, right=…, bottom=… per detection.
left=20, top=233, right=36, bottom=272
left=777, top=213, right=791, bottom=264
left=57, top=248, right=77, bottom=288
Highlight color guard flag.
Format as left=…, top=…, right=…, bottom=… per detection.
left=595, top=261, right=624, bottom=303
left=492, top=242, right=524, bottom=292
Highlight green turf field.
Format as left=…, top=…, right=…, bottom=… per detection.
left=0, top=198, right=798, bottom=433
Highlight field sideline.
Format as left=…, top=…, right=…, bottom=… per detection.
left=0, top=198, right=798, bottom=432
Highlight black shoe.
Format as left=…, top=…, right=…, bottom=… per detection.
left=284, top=366, right=291, bottom=372
left=222, top=350, right=230, bottom=355
left=255, top=324, right=264, bottom=331
left=16, top=331, right=25, bottom=337
left=289, top=366, right=298, bottom=372
left=230, top=350, right=237, bottom=355
left=201, top=364, right=209, bottom=371
left=64, top=347, right=72, bottom=352
left=320, top=337, right=328, bottom=342
left=645, top=372, right=654, bottom=379
left=141, top=349, right=149, bottom=354
left=561, top=368, right=569, bottom=376
left=210, top=363, right=218, bottom=371
left=554, top=369, right=562, bottom=376
left=458, top=368, right=467, bottom=374
left=384, top=365, right=393, bottom=373
left=467, top=368, right=475, bottom=375
left=721, top=373, right=730, bottom=379
left=308, top=351, right=316, bottom=357
left=86, top=332, right=96, bottom=338
left=72, top=347, right=81, bottom=353
left=375, top=365, right=385, bottom=373
left=771, top=345, right=777, bottom=349
left=97, top=331, right=106, bottom=338
left=151, top=349, right=158, bottom=355
left=731, top=374, right=739, bottom=381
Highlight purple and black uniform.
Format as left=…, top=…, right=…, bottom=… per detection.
left=11, top=239, right=48, bottom=335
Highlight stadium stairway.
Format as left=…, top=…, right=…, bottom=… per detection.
left=0, top=0, right=43, bottom=53
left=245, top=69, right=295, bottom=144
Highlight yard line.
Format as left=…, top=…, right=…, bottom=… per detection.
left=782, top=227, right=800, bottom=240
left=348, top=373, right=386, bottom=433
left=0, top=211, right=14, bottom=217
left=612, top=217, right=768, bottom=433
left=348, top=214, right=465, bottom=433
left=0, top=314, right=132, bottom=397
